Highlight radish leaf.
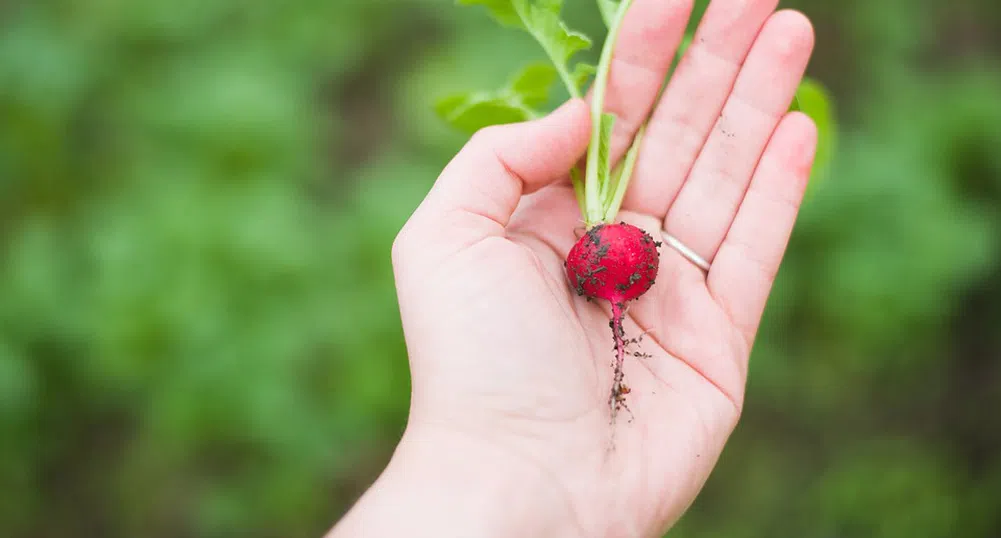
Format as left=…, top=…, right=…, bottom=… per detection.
left=790, top=77, right=836, bottom=185
left=510, top=62, right=560, bottom=107
left=435, top=62, right=557, bottom=133
left=459, top=0, right=593, bottom=98
left=572, top=62, right=597, bottom=95
left=458, top=0, right=521, bottom=26
left=436, top=94, right=537, bottom=133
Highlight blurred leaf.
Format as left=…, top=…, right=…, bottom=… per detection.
left=458, top=0, right=522, bottom=27
left=509, top=62, right=559, bottom=107
left=571, top=62, right=596, bottom=93
left=791, top=77, right=837, bottom=185
left=435, top=93, right=534, bottom=133
left=458, top=0, right=592, bottom=97
left=436, top=61, right=562, bottom=133
left=803, top=441, right=963, bottom=538
left=517, top=0, right=592, bottom=73
left=0, top=343, right=34, bottom=418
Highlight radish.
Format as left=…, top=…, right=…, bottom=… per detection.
left=566, top=222, right=660, bottom=417
left=565, top=223, right=659, bottom=305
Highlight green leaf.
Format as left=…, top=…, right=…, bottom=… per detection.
left=791, top=77, right=837, bottom=184
left=519, top=0, right=592, bottom=64
left=571, top=62, right=596, bottom=94
left=521, top=1, right=592, bottom=81
left=435, top=63, right=557, bottom=133
left=509, top=62, right=559, bottom=107
left=597, top=0, right=620, bottom=28
left=435, top=92, right=535, bottom=133
left=458, top=0, right=592, bottom=98
left=457, top=0, right=521, bottom=27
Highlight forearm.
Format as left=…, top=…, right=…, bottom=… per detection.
left=327, top=425, right=583, bottom=538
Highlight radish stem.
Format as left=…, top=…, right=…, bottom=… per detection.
left=603, top=124, right=645, bottom=220
left=571, top=166, right=585, bottom=208
left=584, top=0, right=633, bottom=226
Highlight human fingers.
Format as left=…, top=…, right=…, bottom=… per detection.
left=621, top=0, right=781, bottom=218
left=707, top=111, right=817, bottom=346
left=660, top=10, right=814, bottom=265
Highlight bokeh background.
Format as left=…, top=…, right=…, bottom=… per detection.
left=1, top=0, right=1000, bottom=536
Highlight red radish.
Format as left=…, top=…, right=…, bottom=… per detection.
left=565, top=222, right=661, bottom=419
left=565, top=223, right=660, bottom=303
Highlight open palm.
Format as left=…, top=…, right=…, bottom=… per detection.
left=387, top=0, right=817, bottom=536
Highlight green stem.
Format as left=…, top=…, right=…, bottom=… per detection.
left=597, top=36, right=676, bottom=221
left=513, top=3, right=581, bottom=100
left=570, top=166, right=585, bottom=209
left=603, top=124, right=644, bottom=221
left=530, top=21, right=586, bottom=210
left=557, top=68, right=582, bottom=100
left=584, top=0, right=632, bottom=226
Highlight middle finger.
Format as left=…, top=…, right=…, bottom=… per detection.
left=620, top=0, right=780, bottom=218
left=592, top=0, right=694, bottom=163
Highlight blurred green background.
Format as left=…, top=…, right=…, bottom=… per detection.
left=1, top=0, right=1000, bottom=536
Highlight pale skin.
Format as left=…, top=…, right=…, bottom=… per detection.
left=329, top=0, right=817, bottom=536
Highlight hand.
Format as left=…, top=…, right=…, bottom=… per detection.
left=330, top=0, right=817, bottom=536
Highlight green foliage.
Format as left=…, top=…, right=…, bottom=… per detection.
left=1, top=0, right=1000, bottom=537
left=457, top=0, right=594, bottom=98
left=791, top=77, right=837, bottom=184
left=435, top=62, right=557, bottom=133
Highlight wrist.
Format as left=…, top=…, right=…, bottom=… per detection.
left=329, top=422, right=584, bottom=538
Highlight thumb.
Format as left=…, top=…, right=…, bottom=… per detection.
left=417, top=98, right=592, bottom=232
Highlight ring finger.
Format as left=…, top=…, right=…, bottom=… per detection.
left=620, top=0, right=780, bottom=218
